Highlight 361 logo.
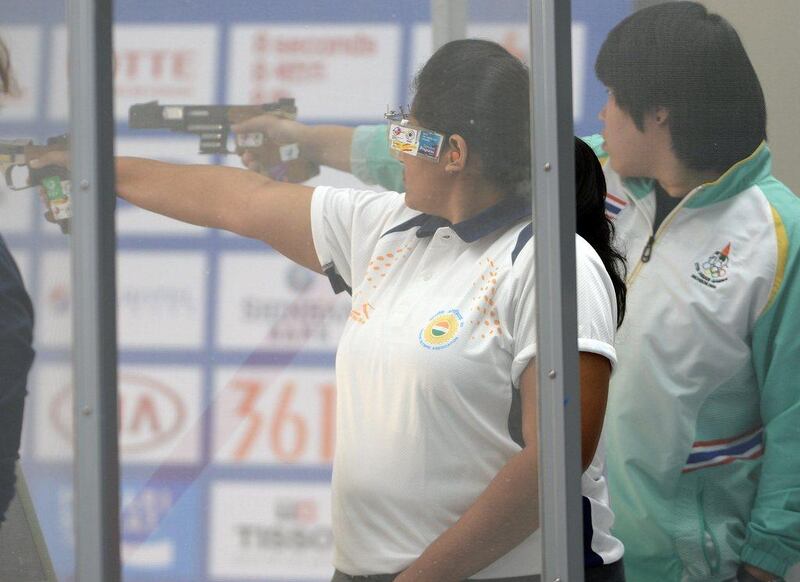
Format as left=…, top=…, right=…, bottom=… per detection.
left=213, top=371, right=336, bottom=466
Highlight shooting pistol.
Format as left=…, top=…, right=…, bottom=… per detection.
left=0, top=135, right=71, bottom=234
left=128, top=98, right=320, bottom=183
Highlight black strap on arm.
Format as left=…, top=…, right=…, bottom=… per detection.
left=322, top=262, right=351, bottom=295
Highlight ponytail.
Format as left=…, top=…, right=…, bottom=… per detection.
left=574, top=137, right=627, bottom=328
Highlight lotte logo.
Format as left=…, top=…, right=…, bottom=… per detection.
left=50, top=373, right=187, bottom=454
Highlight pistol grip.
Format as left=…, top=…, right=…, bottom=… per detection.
left=29, top=164, right=70, bottom=187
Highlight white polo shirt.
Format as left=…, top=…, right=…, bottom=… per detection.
left=310, top=186, right=624, bottom=577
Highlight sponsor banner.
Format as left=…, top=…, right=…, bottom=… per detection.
left=118, top=367, right=204, bottom=464
left=212, top=366, right=336, bottom=466
left=35, top=250, right=71, bottom=348
left=118, top=251, right=207, bottom=349
left=120, top=478, right=203, bottom=581
left=21, top=467, right=75, bottom=578
left=23, top=468, right=203, bottom=582
left=33, top=364, right=203, bottom=465
left=31, top=363, right=87, bottom=460
left=115, top=137, right=209, bottom=236
left=35, top=251, right=207, bottom=349
left=0, top=181, right=35, bottom=234
left=4, top=247, right=30, bottom=289
left=0, top=25, right=41, bottom=121
left=208, top=481, right=333, bottom=580
left=49, top=25, right=218, bottom=121
left=410, top=23, right=587, bottom=122
left=216, top=253, right=350, bottom=351
left=226, top=24, right=400, bottom=121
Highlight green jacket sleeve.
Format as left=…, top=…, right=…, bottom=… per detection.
left=581, top=133, right=607, bottom=160
left=350, top=124, right=405, bottom=192
left=741, top=183, right=800, bottom=577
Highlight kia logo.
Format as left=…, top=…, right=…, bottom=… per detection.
left=50, top=373, right=187, bottom=453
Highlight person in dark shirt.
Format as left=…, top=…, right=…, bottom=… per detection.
left=0, top=37, right=35, bottom=524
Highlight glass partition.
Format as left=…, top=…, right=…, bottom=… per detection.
left=106, top=0, right=626, bottom=580
left=0, top=1, right=75, bottom=580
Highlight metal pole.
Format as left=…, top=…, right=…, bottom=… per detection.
left=431, top=0, right=467, bottom=50
left=67, top=0, right=120, bottom=580
left=529, top=1, right=584, bottom=581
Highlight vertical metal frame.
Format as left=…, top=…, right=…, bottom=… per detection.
left=431, top=0, right=467, bottom=50
left=67, top=0, right=120, bottom=580
left=529, top=1, right=584, bottom=581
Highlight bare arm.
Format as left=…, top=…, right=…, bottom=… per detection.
left=579, top=352, right=612, bottom=469
left=233, top=115, right=355, bottom=173
left=115, top=157, right=321, bottom=272
left=395, top=351, right=611, bottom=581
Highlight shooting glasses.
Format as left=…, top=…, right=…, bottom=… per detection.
left=385, top=107, right=445, bottom=163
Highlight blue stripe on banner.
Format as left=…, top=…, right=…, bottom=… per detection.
left=604, top=201, right=622, bottom=215
left=686, top=432, right=763, bottom=464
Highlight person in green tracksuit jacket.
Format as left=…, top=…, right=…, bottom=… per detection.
left=231, top=4, right=800, bottom=581
left=589, top=4, right=800, bottom=581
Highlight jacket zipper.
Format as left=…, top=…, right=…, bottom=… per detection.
left=626, top=184, right=705, bottom=286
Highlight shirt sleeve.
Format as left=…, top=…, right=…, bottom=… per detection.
left=350, top=124, right=405, bottom=192
left=309, top=185, right=406, bottom=293
left=0, top=237, right=34, bottom=523
left=740, top=195, right=800, bottom=577
left=510, top=235, right=617, bottom=388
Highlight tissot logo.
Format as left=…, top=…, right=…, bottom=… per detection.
left=235, top=523, right=333, bottom=551
left=209, top=482, right=333, bottom=578
left=49, top=373, right=187, bottom=454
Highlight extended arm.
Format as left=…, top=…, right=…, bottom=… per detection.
left=233, top=117, right=406, bottom=192
left=233, top=115, right=355, bottom=174
left=31, top=154, right=321, bottom=273
left=116, top=158, right=320, bottom=272
left=395, top=352, right=610, bottom=581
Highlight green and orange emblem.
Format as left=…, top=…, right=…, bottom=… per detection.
left=419, top=309, right=463, bottom=350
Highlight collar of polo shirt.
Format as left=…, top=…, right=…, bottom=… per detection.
left=383, top=195, right=532, bottom=243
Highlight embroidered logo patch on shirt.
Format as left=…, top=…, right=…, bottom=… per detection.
left=604, top=192, right=627, bottom=220
left=419, top=309, right=463, bottom=350
left=691, top=242, right=732, bottom=289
